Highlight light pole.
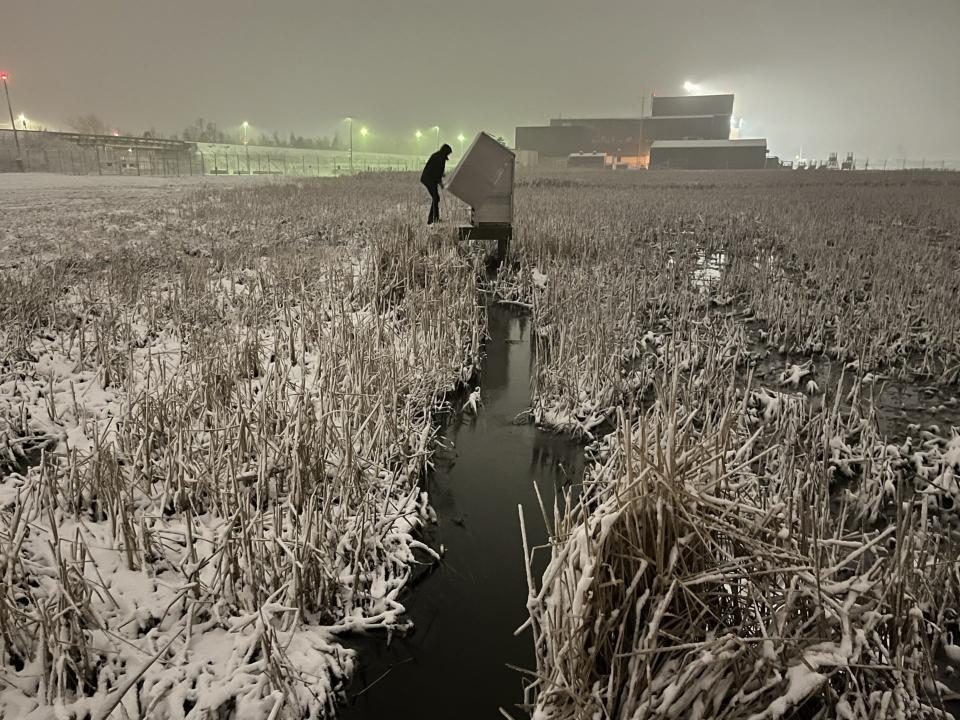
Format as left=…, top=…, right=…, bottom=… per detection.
left=1, top=73, right=23, bottom=171
left=346, top=117, right=354, bottom=173
left=433, top=125, right=440, bottom=150
left=242, top=121, right=250, bottom=174
left=415, top=129, right=422, bottom=163
left=457, top=133, right=465, bottom=157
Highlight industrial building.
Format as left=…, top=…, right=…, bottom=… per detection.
left=648, top=139, right=768, bottom=169
left=515, top=92, right=769, bottom=169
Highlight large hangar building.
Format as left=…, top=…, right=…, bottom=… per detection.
left=515, top=93, right=769, bottom=169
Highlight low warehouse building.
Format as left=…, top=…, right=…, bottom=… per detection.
left=649, top=139, right=767, bottom=169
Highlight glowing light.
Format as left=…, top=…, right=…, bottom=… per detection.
left=0, top=72, right=7, bottom=81
left=242, top=121, right=249, bottom=128
left=457, top=133, right=465, bottom=142
left=683, top=80, right=701, bottom=94
left=360, top=127, right=368, bottom=137
left=730, top=116, right=737, bottom=129
left=415, top=130, right=422, bottom=139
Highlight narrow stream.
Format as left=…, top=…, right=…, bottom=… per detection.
left=341, top=305, right=584, bottom=718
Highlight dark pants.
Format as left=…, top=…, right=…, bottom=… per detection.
left=423, top=182, right=440, bottom=224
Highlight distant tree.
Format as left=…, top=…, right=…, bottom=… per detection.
left=182, top=118, right=204, bottom=142
left=69, top=114, right=109, bottom=136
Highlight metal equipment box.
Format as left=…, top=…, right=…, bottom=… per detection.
left=445, top=132, right=515, bottom=261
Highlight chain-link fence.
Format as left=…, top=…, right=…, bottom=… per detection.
left=0, top=130, right=417, bottom=176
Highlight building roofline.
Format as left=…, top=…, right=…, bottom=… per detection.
left=651, top=139, right=767, bottom=148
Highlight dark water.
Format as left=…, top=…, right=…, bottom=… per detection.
left=340, top=306, right=584, bottom=719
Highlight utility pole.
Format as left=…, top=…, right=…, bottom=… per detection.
left=0, top=73, right=23, bottom=171
left=348, top=117, right=354, bottom=174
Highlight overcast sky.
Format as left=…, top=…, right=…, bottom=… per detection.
left=2, top=0, right=959, bottom=160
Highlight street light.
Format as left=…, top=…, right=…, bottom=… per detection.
left=17, top=113, right=27, bottom=131
left=415, top=130, right=422, bottom=163
left=242, top=121, right=250, bottom=174
left=432, top=125, right=440, bottom=150
left=457, top=133, right=465, bottom=156
left=345, top=116, right=354, bottom=173
left=0, top=72, right=23, bottom=171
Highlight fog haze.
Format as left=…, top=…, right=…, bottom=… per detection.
left=3, top=0, right=959, bottom=160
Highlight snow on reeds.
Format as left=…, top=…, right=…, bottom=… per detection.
left=507, top=171, right=960, bottom=717
left=0, top=176, right=482, bottom=718
left=523, top=386, right=958, bottom=718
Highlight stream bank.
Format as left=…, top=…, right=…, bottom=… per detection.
left=340, top=305, right=584, bottom=718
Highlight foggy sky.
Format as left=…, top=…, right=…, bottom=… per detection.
left=3, top=0, right=959, bottom=161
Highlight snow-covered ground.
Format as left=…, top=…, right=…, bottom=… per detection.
left=0, top=174, right=481, bottom=719
left=0, top=172, right=271, bottom=209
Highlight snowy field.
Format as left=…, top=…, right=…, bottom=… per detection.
left=2, top=169, right=960, bottom=719
left=0, top=172, right=479, bottom=719
left=0, top=172, right=271, bottom=207
left=499, top=170, right=960, bottom=718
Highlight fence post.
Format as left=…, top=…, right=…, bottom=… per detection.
left=302, top=155, right=306, bottom=175
left=57, top=150, right=63, bottom=173
left=214, top=153, right=219, bottom=175
left=266, top=154, right=270, bottom=174
left=96, top=146, right=102, bottom=175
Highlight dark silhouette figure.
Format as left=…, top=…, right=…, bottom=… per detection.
left=421, top=144, right=452, bottom=224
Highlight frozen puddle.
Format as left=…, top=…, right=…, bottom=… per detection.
left=340, top=305, right=584, bottom=719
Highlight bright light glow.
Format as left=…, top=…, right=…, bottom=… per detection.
left=242, top=121, right=249, bottom=128
left=457, top=133, right=465, bottom=142
left=360, top=127, right=368, bottom=137
left=415, top=130, right=422, bottom=139
left=17, top=113, right=26, bottom=123
left=0, top=72, right=7, bottom=81
left=683, top=80, right=702, bottom=94
left=730, top=116, right=737, bottom=129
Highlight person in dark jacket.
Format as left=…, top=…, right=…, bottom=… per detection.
left=421, top=144, right=452, bottom=224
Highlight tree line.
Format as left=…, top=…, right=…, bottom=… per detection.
left=67, top=114, right=344, bottom=150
